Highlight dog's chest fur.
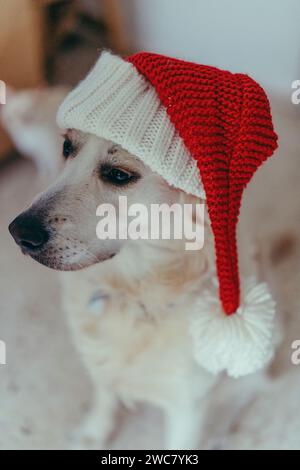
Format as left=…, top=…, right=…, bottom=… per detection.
left=59, top=260, right=213, bottom=408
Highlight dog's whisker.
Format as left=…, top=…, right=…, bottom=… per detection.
left=53, top=232, right=100, bottom=263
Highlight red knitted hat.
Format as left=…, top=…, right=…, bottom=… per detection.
left=128, top=52, right=278, bottom=316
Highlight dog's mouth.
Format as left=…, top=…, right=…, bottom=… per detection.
left=27, top=250, right=116, bottom=271
left=9, top=211, right=118, bottom=271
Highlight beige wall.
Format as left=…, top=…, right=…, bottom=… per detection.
left=0, top=0, right=44, bottom=158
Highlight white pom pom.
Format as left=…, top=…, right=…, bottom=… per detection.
left=189, top=278, right=276, bottom=378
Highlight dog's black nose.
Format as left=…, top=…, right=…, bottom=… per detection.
left=9, top=213, right=50, bottom=253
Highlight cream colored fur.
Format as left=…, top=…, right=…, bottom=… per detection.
left=61, top=234, right=217, bottom=449
left=12, top=131, right=219, bottom=449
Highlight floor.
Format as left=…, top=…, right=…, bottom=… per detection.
left=1, top=98, right=300, bottom=449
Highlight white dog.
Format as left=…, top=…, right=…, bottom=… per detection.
left=9, top=129, right=219, bottom=449
left=8, top=49, right=279, bottom=449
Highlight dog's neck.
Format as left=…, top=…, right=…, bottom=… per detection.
left=59, top=227, right=215, bottom=325
left=80, top=231, right=215, bottom=318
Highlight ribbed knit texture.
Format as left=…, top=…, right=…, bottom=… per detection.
left=128, top=52, right=278, bottom=314
left=57, top=52, right=205, bottom=198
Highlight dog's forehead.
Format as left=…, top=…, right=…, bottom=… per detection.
left=67, top=129, right=116, bottom=155
left=67, top=128, right=88, bottom=146
left=68, top=129, right=148, bottom=171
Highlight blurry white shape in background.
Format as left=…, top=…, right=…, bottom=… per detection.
left=0, top=86, right=69, bottom=180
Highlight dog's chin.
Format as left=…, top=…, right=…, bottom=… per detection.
left=29, top=252, right=116, bottom=271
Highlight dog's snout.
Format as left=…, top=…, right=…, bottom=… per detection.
left=9, top=213, right=50, bottom=253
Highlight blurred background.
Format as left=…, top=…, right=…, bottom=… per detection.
left=1, top=0, right=300, bottom=449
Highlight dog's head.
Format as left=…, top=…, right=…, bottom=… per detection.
left=9, top=130, right=193, bottom=271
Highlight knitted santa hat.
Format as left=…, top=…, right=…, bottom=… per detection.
left=57, top=51, right=278, bottom=377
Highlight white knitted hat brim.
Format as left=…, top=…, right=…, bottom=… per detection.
left=57, top=51, right=205, bottom=199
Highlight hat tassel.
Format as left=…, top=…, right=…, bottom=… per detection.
left=189, top=278, right=276, bottom=377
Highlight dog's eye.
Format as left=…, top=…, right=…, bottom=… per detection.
left=100, top=165, right=138, bottom=186
left=62, top=138, right=73, bottom=159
